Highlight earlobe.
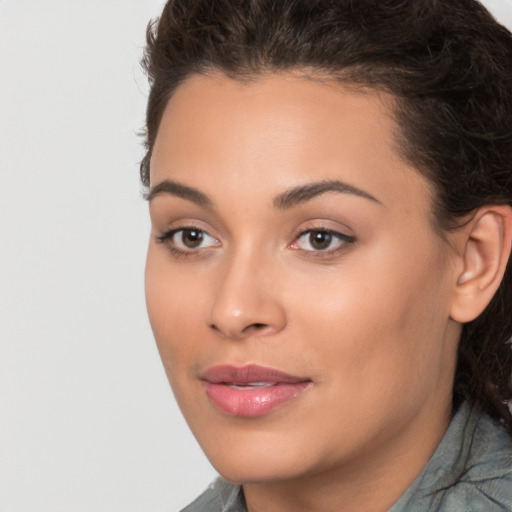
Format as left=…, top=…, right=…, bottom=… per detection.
left=450, top=205, right=512, bottom=323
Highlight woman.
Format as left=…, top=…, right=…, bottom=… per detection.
left=141, top=1, right=512, bottom=510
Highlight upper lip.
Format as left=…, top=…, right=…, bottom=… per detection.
left=201, top=364, right=310, bottom=384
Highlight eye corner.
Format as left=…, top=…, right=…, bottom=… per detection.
left=155, top=225, right=221, bottom=260
left=290, top=227, right=356, bottom=255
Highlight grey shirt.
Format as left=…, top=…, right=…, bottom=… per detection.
left=181, top=404, right=512, bottom=511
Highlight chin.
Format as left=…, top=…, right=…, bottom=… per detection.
left=193, top=420, right=334, bottom=486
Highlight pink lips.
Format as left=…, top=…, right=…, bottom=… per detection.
left=202, top=364, right=311, bottom=417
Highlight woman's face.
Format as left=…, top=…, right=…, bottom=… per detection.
left=145, top=73, right=461, bottom=484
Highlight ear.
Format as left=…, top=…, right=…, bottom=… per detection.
left=450, top=205, right=512, bottom=323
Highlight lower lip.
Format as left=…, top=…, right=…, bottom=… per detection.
left=205, top=382, right=311, bottom=417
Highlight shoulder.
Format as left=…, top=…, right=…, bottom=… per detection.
left=180, top=478, right=245, bottom=512
left=390, top=405, right=511, bottom=512
left=440, top=410, right=511, bottom=511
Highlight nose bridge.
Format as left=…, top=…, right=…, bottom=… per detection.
left=209, top=245, right=286, bottom=339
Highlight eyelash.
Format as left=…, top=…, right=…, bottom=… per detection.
left=156, top=226, right=355, bottom=258
left=291, top=228, right=355, bottom=256
left=156, top=226, right=220, bottom=258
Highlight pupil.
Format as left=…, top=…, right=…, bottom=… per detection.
left=310, top=231, right=331, bottom=250
left=182, top=229, right=203, bottom=248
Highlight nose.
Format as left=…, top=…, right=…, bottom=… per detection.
left=208, top=251, right=287, bottom=340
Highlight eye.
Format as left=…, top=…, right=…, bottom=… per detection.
left=291, top=229, right=355, bottom=253
left=157, top=227, right=220, bottom=253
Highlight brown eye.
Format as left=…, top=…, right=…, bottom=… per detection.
left=292, top=228, right=355, bottom=253
left=180, top=228, right=204, bottom=248
left=157, top=226, right=221, bottom=253
left=309, top=231, right=332, bottom=250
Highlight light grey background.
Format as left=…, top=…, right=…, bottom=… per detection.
left=0, top=1, right=510, bottom=511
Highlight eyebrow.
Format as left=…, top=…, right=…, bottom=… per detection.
left=273, top=180, right=381, bottom=209
left=146, top=178, right=381, bottom=209
left=145, top=179, right=213, bottom=207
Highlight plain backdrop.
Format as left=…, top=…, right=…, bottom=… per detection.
left=0, top=1, right=511, bottom=511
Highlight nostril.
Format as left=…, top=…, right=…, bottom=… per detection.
left=243, top=322, right=269, bottom=334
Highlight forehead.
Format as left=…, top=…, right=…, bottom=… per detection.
left=152, top=72, right=398, bottom=167
left=150, top=72, right=433, bottom=218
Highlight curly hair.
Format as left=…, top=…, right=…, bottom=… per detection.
left=140, top=0, right=512, bottom=431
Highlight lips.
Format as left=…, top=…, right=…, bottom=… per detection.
left=202, top=364, right=311, bottom=417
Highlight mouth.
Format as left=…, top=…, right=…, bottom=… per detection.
left=201, top=364, right=312, bottom=417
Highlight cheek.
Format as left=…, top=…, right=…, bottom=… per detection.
left=145, top=246, right=208, bottom=381
left=287, top=241, right=452, bottom=406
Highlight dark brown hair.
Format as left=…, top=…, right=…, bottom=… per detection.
left=140, top=0, right=512, bottom=430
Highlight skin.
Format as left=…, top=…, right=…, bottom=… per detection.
left=145, top=73, right=469, bottom=512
